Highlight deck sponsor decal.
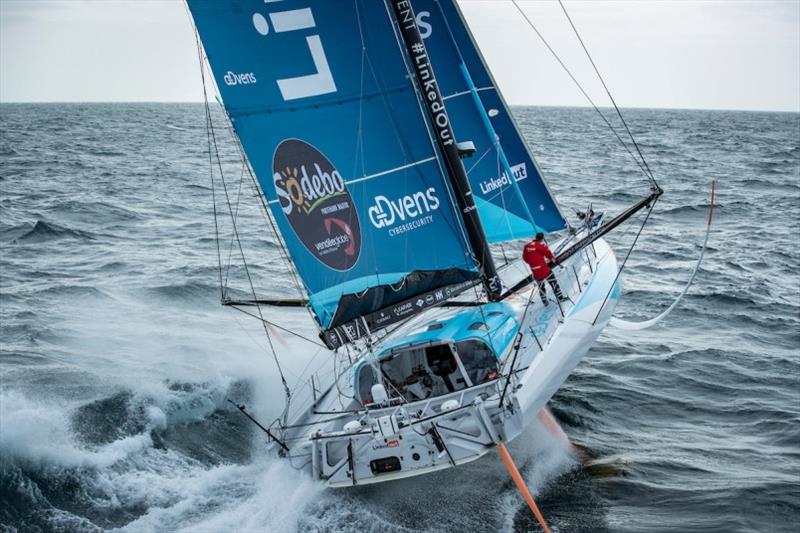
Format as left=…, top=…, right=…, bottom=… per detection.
left=273, top=139, right=361, bottom=271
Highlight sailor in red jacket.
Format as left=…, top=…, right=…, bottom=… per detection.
left=523, top=232, right=566, bottom=305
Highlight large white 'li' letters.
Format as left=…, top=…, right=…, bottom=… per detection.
left=252, top=4, right=337, bottom=101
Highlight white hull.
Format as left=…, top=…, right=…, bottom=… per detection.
left=277, top=235, right=619, bottom=487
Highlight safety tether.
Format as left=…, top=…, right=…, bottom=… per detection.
left=610, top=180, right=716, bottom=330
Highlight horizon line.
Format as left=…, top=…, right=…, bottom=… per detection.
left=1, top=100, right=798, bottom=114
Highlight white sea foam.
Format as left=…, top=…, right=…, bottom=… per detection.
left=113, top=458, right=321, bottom=533
left=0, top=389, right=151, bottom=469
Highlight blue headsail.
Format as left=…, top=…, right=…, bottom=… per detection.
left=414, top=0, right=567, bottom=241
left=186, top=0, right=481, bottom=330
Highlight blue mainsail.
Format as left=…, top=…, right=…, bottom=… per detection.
left=415, top=0, right=567, bottom=241
left=187, top=0, right=480, bottom=330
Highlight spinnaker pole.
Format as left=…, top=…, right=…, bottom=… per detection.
left=389, top=0, right=502, bottom=301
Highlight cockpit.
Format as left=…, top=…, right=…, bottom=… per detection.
left=355, top=339, right=499, bottom=406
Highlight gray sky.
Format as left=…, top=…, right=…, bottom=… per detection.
left=1, top=0, right=798, bottom=111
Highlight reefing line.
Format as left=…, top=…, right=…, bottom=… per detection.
left=610, top=179, right=716, bottom=331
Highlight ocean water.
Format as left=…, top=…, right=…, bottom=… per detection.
left=1, top=103, right=798, bottom=533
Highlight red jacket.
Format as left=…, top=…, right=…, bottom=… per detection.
left=523, top=240, right=554, bottom=281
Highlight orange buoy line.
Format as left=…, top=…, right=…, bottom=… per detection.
left=496, top=443, right=552, bottom=533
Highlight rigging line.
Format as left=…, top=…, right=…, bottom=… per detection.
left=196, top=48, right=292, bottom=408
left=191, top=18, right=293, bottom=411
left=227, top=311, right=304, bottom=383
left=203, top=92, right=308, bottom=319
left=243, top=158, right=311, bottom=316
left=557, top=0, right=657, bottom=186
left=465, top=145, right=495, bottom=176
left=351, top=1, right=383, bottom=313
left=298, top=347, right=328, bottom=381
left=450, top=0, right=570, bottom=226
left=229, top=305, right=327, bottom=349
left=610, top=181, right=715, bottom=330
left=222, top=164, right=247, bottom=291
left=211, top=97, right=309, bottom=308
left=202, top=78, right=256, bottom=308
left=332, top=350, right=349, bottom=412
left=210, top=98, right=318, bottom=335
left=499, top=274, right=538, bottom=408
left=591, top=195, right=659, bottom=326
left=193, top=28, right=224, bottom=303
left=495, top=147, right=518, bottom=241
left=239, top=146, right=316, bottom=329
left=509, top=0, right=652, bottom=183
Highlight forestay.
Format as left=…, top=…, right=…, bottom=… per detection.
left=187, top=1, right=482, bottom=331
left=417, top=0, right=567, bottom=240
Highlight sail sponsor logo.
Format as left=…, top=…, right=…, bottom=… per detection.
left=273, top=139, right=361, bottom=271
left=251, top=6, right=337, bottom=101
left=223, top=71, right=257, bottom=86
left=478, top=163, right=528, bottom=195
left=368, top=188, right=440, bottom=237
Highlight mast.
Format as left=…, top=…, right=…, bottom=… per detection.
left=388, top=0, right=502, bottom=301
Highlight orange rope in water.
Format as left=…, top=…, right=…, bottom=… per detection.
left=497, top=443, right=551, bottom=533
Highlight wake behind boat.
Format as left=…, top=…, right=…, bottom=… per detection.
left=185, top=0, right=665, bottom=516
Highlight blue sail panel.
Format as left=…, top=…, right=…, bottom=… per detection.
left=187, top=0, right=479, bottom=329
left=415, top=0, right=567, bottom=240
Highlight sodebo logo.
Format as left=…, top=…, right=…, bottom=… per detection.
left=223, top=71, right=257, bottom=86
left=368, top=188, right=440, bottom=237
left=272, top=139, right=361, bottom=271
left=274, top=162, right=346, bottom=217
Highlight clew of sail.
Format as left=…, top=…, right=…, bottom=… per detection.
left=187, top=0, right=481, bottom=333
left=416, top=0, right=567, bottom=241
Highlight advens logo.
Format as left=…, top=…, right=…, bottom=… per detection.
left=223, top=71, right=257, bottom=86
left=368, top=188, right=440, bottom=237
left=273, top=139, right=361, bottom=271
